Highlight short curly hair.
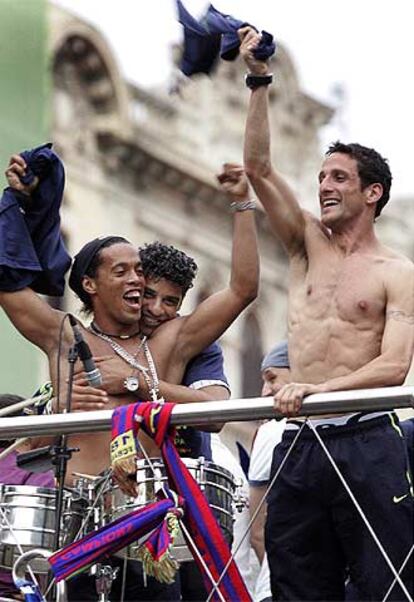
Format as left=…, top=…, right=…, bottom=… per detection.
left=139, top=242, right=198, bottom=297
left=326, top=141, right=392, bottom=218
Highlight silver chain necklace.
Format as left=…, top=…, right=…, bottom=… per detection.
left=142, top=340, right=164, bottom=403
left=90, top=328, right=163, bottom=403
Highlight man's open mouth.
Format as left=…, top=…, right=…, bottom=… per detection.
left=321, top=198, right=340, bottom=211
left=123, top=290, right=141, bottom=309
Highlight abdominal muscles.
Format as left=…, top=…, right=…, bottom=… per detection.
left=288, top=287, right=385, bottom=384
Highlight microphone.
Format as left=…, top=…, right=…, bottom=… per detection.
left=68, top=314, right=103, bottom=387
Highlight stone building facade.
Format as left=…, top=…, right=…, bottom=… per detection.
left=49, top=4, right=334, bottom=400
left=48, top=4, right=413, bottom=405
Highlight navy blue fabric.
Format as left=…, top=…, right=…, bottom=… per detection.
left=177, top=1, right=276, bottom=76
left=401, top=417, right=414, bottom=474
left=177, top=0, right=221, bottom=76
left=182, top=341, right=229, bottom=388
left=206, top=5, right=275, bottom=63
left=236, top=441, right=250, bottom=478
left=265, top=415, right=414, bottom=601
left=176, top=342, right=229, bottom=460
left=0, top=143, right=71, bottom=296
left=205, top=4, right=247, bottom=61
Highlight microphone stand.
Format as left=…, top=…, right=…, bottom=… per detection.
left=52, top=344, right=79, bottom=552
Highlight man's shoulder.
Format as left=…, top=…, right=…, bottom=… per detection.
left=380, top=246, right=414, bottom=282
left=289, top=210, right=329, bottom=266
left=152, top=315, right=185, bottom=338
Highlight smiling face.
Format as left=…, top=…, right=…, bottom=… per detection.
left=140, top=277, right=184, bottom=336
left=318, top=152, right=370, bottom=229
left=82, top=243, right=145, bottom=333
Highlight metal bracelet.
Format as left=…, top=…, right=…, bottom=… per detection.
left=230, top=199, right=257, bottom=212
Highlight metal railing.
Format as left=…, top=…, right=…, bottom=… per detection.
left=0, top=386, right=413, bottom=439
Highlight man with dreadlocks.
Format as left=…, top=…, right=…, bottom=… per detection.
left=72, top=241, right=229, bottom=457
left=1, top=151, right=257, bottom=474
left=69, top=241, right=234, bottom=601
left=0, top=153, right=257, bottom=597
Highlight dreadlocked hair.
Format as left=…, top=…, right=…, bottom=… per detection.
left=139, top=241, right=198, bottom=296
left=80, top=236, right=130, bottom=314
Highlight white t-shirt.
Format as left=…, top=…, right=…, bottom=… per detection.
left=248, top=419, right=285, bottom=484
left=254, top=554, right=272, bottom=602
left=248, top=420, right=285, bottom=601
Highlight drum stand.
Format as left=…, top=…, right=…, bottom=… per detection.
left=92, top=563, right=119, bottom=602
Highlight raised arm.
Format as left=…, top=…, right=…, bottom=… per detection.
left=0, top=288, right=66, bottom=353
left=239, top=27, right=306, bottom=257
left=0, top=154, right=68, bottom=352
left=170, top=164, right=259, bottom=364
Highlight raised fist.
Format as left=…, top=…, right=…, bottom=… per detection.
left=5, top=154, right=39, bottom=195
left=238, top=26, right=270, bottom=76
left=217, top=163, right=250, bottom=202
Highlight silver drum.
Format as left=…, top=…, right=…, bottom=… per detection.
left=0, top=484, right=88, bottom=573
left=106, top=457, right=237, bottom=562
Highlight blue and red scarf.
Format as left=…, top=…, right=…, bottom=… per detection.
left=50, top=402, right=251, bottom=601
left=49, top=495, right=179, bottom=582
left=118, top=401, right=251, bottom=601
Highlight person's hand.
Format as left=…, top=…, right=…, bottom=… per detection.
left=217, top=163, right=250, bottom=202
left=5, top=154, right=39, bottom=195
left=112, top=459, right=138, bottom=497
left=274, top=382, right=322, bottom=417
left=238, top=26, right=270, bottom=76
left=73, top=355, right=143, bottom=396
left=67, top=382, right=109, bottom=412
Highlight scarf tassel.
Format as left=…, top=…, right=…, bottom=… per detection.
left=136, top=507, right=183, bottom=583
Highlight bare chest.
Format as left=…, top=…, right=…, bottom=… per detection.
left=290, top=256, right=386, bottom=325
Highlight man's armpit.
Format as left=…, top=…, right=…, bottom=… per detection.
left=387, top=310, right=414, bottom=325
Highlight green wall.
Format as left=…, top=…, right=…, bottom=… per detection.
left=0, top=0, right=49, bottom=395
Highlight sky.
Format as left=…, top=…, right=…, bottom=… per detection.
left=54, top=0, right=414, bottom=198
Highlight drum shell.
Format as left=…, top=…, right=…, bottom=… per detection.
left=105, top=458, right=236, bottom=563
left=0, top=484, right=88, bottom=573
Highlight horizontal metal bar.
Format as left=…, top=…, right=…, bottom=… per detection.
left=0, top=386, right=413, bottom=439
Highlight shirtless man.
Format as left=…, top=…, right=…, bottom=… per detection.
left=71, top=240, right=230, bottom=462
left=0, top=155, right=258, bottom=486
left=239, top=27, right=414, bottom=601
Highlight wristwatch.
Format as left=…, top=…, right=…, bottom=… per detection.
left=124, top=376, right=139, bottom=392
left=245, top=73, right=273, bottom=89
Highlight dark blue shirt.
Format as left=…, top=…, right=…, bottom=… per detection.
left=175, top=342, right=229, bottom=460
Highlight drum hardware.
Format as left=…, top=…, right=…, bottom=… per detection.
left=0, top=485, right=90, bottom=573
left=70, top=471, right=112, bottom=538
left=12, top=548, right=67, bottom=602
left=233, top=479, right=249, bottom=513
left=90, top=563, right=119, bottom=602
left=104, top=457, right=238, bottom=563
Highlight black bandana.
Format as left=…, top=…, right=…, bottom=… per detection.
left=69, top=236, right=129, bottom=300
